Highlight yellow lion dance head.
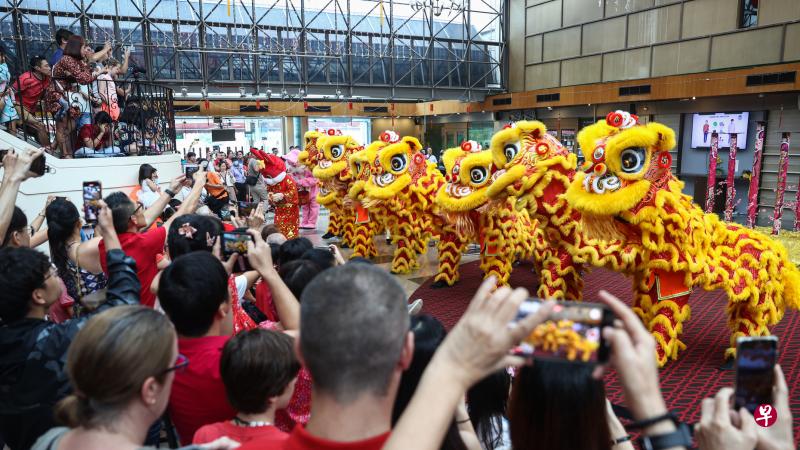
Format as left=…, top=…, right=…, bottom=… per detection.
left=486, top=121, right=569, bottom=199
left=348, top=133, right=395, bottom=199
left=364, top=135, right=430, bottom=200
left=435, top=140, right=493, bottom=213
left=565, top=110, right=676, bottom=237
left=313, top=133, right=362, bottom=205
left=298, top=130, right=324, bottom=170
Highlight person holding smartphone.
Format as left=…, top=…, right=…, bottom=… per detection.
left=0, top=147, right=45, bottom=247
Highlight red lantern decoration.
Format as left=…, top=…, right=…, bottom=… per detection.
left=429, top=104, right=434, bottom=112
left=348, top=101, right=353, bottom=110
left=204, top=99, right=210, bottom=110
left=255, top=99, right=261, bottom=109
left=304, top=101, right=309, bottom=110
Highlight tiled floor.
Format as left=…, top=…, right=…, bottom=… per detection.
left=296, top=208, right=479, bottom=296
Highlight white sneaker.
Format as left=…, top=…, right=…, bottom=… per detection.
left=407, top=298, right=424, bottom=316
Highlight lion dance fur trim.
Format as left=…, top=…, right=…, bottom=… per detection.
left=564, top=112, right=800, bottom=366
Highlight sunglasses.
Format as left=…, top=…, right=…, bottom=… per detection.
left=161, top=354, right=189, bottom=375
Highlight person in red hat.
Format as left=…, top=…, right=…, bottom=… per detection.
left=252, top=149, right=299, bottom=239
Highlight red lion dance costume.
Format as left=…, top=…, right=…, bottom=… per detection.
left=251, top=149, right=299, bottom=239
left=435, top=140, right=540, bottom=286
left=565, top=111, right=800, bottom=365
left=485, top=121, right=634, bottom=301
left=363, top=136, right=463, bottom=287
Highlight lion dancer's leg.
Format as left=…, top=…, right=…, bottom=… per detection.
left=536, top=247, right=583, bottom=301
left=432, top=230, right=465, bottom=287
left=339, top=205, right=357, bottom=249
left=725, top=294, right=773, bottom=361
left=323, top=206, right=342, bottom=239
left=350, top=220, right=378, bottom=259
left=390, top=214, right=421, bottom=274
left=644, top=270, right=692, bottom=367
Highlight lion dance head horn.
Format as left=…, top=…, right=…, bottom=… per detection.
left=380, top=130, right=400, bottom=144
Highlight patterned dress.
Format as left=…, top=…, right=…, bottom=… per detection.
left=269, top=175, right=300, bottom=239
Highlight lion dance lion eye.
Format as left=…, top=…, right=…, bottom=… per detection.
left=330, top=145, right=344, bottom=159
left=470, top=167, right=488, bottom=185
left=390, top=154, right=407, bottom=172
left=620, top=147, right=647, bottom=174
left=503, top=143, right=519, bottom=161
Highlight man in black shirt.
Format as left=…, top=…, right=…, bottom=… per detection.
left=0, top=202, right=141, bottom=449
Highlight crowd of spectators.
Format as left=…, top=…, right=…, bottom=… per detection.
left=0, top=144, right=796, bottom=450
left=0, top=28, right=168, bottom=158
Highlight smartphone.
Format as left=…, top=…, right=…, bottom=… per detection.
left=512, top=300, right=614, bottom=364
left=82, top=181, right=102, bottom=224
left=185, top=164, right=199, bottom=178
left=0, top=149, right=47, bottom=177
left=733, top=336, right=778, bottom=414
left=222, top=231, right=253, bottom=272
left=238, top=201, right=258, bottom=216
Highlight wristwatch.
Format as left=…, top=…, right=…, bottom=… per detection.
left=165, top=189, right=176, bottom=198
left=638, top=422, right=692, bottom=450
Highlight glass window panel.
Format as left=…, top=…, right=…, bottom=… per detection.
left=21, top=14, right=52, bottom=61
left=232, top=55, right=253, bottom=81
left=148, top=0, right=179, bottom=20
left=113, top=0, right=145, bottom=17
left=282, top=57, right=301, bottom=82
left=351, top=0, right=384, bottom=33
left=351, top=38, right=370, bottom=83
left=85, top=18, right=115, bottom=47
left=205, top=26, right=230, bottom=49
left=151, top=23, right=176, bottom=79
left=178, top=24, right=200, bottom=48
left=85, top=0, right=116, bottom=16
left=179, top=53, right=201, bottom=79
left=258, top=55, right=280, bottom=82
left=207, top=53, right=231, bottom=81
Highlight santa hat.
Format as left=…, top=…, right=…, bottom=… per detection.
left=260, top=153, right=287, bottom=184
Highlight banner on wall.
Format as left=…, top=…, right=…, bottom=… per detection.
left=724, top=133, right=738, bottom=222
left=772, top=133, right=791, bottom=235
left=705, top=133, right=720, bottom=214
left=746, top=122, right=766, bottom=228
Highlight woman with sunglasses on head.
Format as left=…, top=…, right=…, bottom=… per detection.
left=31, top=305, right=240, bottom=450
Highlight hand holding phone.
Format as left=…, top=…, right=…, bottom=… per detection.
left=82, top=181, right=102, bottom=224
left=222, top=230, right=253, bottom=272
left=513, top=300, right=613, bottom=364
left=734, top=336, right=778, bottom=414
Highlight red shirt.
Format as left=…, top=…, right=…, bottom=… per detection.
left=13, top=71, right=49, bottom=112
left=193, top=421, right=288, bottom=446
left=240, top=426, right=390, bottom=450
left=99, top=226, right=166, bottom=308
left=170, top=335, right=236, bottom=445
left=78, top=123, right=111, bottom=149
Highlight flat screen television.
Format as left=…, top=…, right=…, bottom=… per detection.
left=691, top=112, right=749, bottom=149
left=211, top=129, right=236, bottom=142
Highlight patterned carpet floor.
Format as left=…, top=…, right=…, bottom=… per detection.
left=411, top=260, right=800, bottom=446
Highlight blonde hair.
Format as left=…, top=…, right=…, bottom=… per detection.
left=55, top=306, right=175, bottom=429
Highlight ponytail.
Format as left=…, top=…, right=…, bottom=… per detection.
left=54, top=394, right=93, bottom=428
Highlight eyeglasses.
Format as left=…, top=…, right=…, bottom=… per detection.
left=130, top=203, right=144, bottom=217
left=160, top=354, right=189, bottom=375
left=43, top=262, right=58, bottom=281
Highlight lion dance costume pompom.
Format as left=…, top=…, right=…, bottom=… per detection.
left=565, top=110, right=800, bottom=365
left=312, top=132, right=363, bottom=250
left=485, top=121, right=635, bottom=301
left=435, top=140, right=541, bottom=285
left=300, top=129, right=343, bottom=239
left=363, top=136, right=463, bottom=286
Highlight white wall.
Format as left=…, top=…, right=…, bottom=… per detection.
left=0, top=131, right=183, bottom=235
